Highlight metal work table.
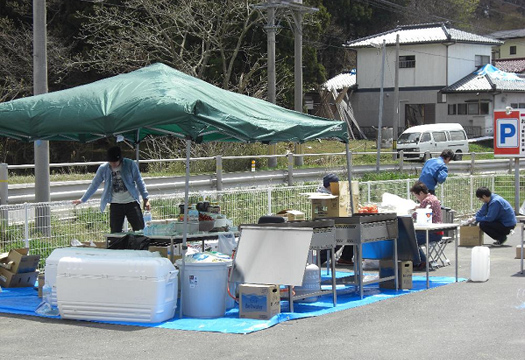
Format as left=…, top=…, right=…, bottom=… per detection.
left=414, top=223, right=460, bottom=288
left=325, top=213, right=399, bottom=299
left=239, top=219, right=338, bottom=311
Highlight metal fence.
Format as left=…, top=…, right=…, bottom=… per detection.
left=1, top=173, right=522, bottom=270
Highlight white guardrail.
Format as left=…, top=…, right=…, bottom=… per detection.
left=2, top=151, right=525, bottom=205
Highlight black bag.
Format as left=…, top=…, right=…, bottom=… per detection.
left=108, top=234, right=151, bottom=250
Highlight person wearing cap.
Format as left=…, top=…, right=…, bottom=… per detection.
left=317, top=174, right=354, bottom=266
left=73, top=146, right=151, bottom=233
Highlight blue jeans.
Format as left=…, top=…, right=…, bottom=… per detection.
left=416, top=232, right=442, bottom=263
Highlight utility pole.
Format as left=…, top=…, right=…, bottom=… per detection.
left=392, top=34, right=400, bottom=160
left=33, top=0, right=51, bottom=236
left=290, top=1, right=317, bottom=166
left=376, top=39, right=386, bottom=173
left=255, top=0, right=317, bottom=168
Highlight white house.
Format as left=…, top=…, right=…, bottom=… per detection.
left=344, top=22, right=502, bottom=138
left=439, top=64, right=525, bottom=136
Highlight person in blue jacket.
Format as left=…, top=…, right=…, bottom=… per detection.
left=418, top=149, right=454, bottom=195
left=474, top=187, right=516, bottom=246
left=73, top=146, right=151, bottom=233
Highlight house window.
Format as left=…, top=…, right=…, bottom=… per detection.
left=468, top=103, right=479, bottom=115
left=448, top=104, right=456, bottom=115
left=399, top=55, right=416, bottom=68
left=458, top=104, right=467, bottom=115
left=480, top=102, right=489, bottom=114
left=510, top=46, right=517, bottom=55
left=475, top=55, right=490, bottom=67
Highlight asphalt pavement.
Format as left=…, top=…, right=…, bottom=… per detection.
left=1, top=228, right=524, bottom=360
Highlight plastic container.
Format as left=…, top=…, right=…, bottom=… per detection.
left=143, top=210, right=152, bottom=223
left=176, top=258, right=232, bottom=318
left=470, top=246, right=490, bottom=282
left=416, top=208, right=432, bottom=225
left=56, top=256, right=178, bottom=323
left=362, top=240, right=394, bottom=259
left=45, top=248, right=160, bottom=307
left=294, top=263, right=321, bottom=302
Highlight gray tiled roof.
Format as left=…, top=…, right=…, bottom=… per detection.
left=345, top=22, right=502, bottom=48
left=441, top=64, right=525, bottom=93
left=494, top=58, right=525, bottom=73
left=322, top=70, right=356, bottom=91
left=487, top=28, right=525, bottom=40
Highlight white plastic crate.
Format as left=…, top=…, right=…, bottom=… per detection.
left=56, top=256, right=178, bottom=323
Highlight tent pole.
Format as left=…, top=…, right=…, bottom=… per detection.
left=135, top=130, right=140, bottom=164
left=345, top=143, right=354, bottom=215
left=179, top=138, right=191, bottom=318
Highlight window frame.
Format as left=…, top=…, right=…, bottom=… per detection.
left=399, top=55, right=416, bottom=69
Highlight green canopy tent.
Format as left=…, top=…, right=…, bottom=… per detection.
left=0, top=63, right=351, bottom=315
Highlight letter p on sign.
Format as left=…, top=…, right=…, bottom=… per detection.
left=496, top=119, right=518, bottom=148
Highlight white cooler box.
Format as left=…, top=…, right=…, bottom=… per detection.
left=45, top=247, right=160, bottom=307
left=56, top=256, right=178, bottom=323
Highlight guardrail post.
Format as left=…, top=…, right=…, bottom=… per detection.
left=399, top=150, right=404, bottom=172
left=508, top=158, right=513, bottom=174
left=424, top=151, right=431, bottom=162
left=287, top=153, right=293, bottom=186
left=470, top=152, right=475, bottom=175
left=216, top=155, right=223, bottom=191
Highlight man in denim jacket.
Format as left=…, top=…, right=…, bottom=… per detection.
left=73, top=146, right=151, bottom=233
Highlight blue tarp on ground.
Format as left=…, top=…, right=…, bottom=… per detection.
left=0, top=272, right=465, bottom=334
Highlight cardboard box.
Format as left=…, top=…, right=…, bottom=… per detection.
left=460, top=226, right=484, bottom=247
left=148, top=245, right=182, bottom=262
left=239, top=283, right=281, bottom=320
left=379, top=260, right=413, bottom=289
left=516, top=245, right=524, bottom=259
left=277, top=209, right=305, bottom=221
left=0, top=267, right=39, bottom=288
left=0, top=248, right=40, bottom=274
left=330, top=180, right=359, bottom=214
left=311, top=195, right=346, bottom=219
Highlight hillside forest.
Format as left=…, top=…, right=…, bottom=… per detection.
left=1, top=0, right=524, bottom=166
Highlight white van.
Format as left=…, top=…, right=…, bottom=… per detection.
left=396, top=123, right=469, bottom=160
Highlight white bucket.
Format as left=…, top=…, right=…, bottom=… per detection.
left=416, top=208, right=432, bottom=225
left=470, top=246, right=490, bottom=282
left=294, top=263, right=321, bottom=302
left=176, top=259, right=232, bottom=318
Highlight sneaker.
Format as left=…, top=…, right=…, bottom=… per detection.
left=493, top=236, right=507, bottom=246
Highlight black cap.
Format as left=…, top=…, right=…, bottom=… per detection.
left=107, top=146, right=122, bottom=162
left=323, top=173, right=339, bottom=188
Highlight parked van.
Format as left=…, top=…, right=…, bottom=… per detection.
left=396, top=123, right=469, bottom=160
